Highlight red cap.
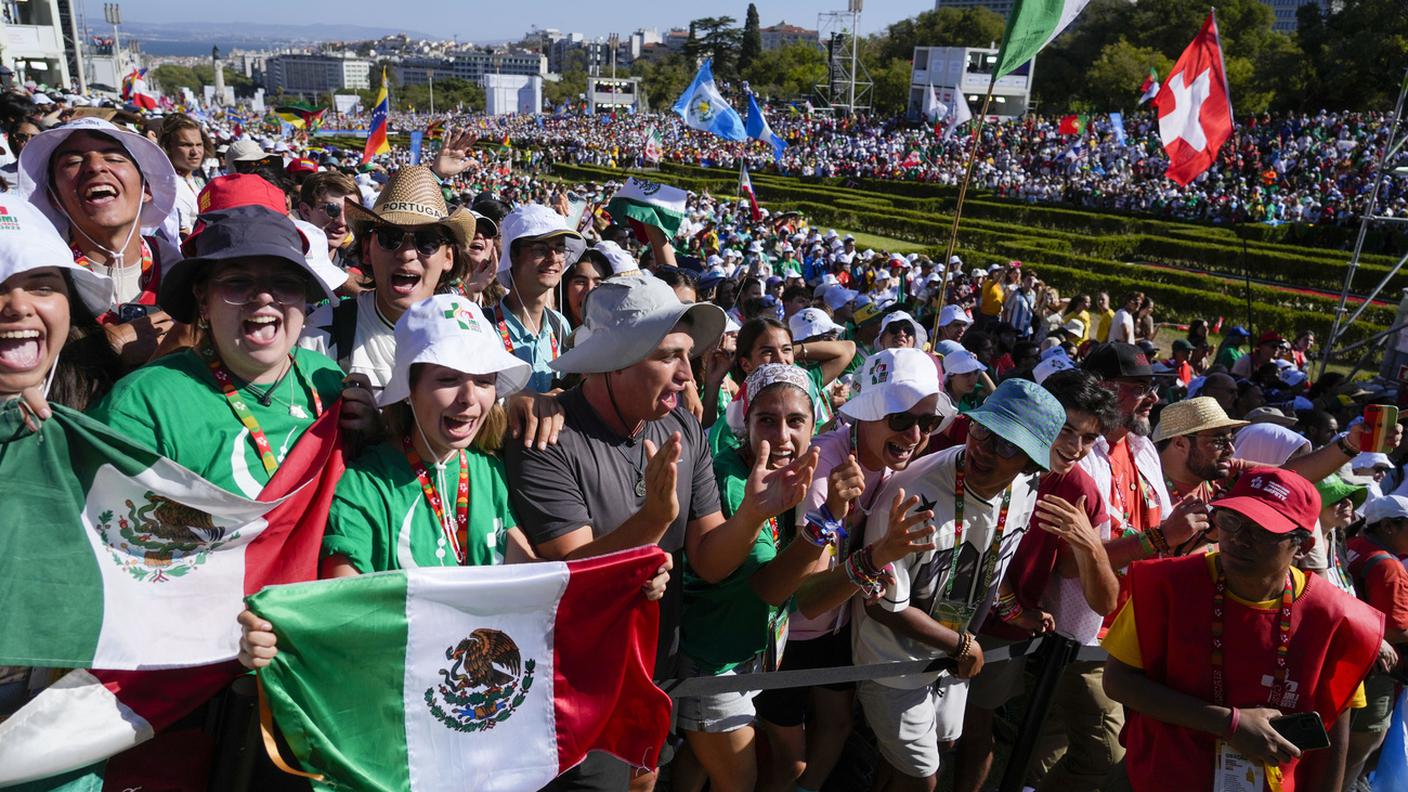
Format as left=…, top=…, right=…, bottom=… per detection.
left=286, top=157, right=318, bottom=175
left=187, top=175, right=289, bottom=256
left=1211, top=467, right=1321, bottom=534
left=1257, top=330, right=1286, bottom=346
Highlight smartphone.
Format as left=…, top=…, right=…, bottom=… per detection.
left=1269, top=711, right=1331, bottom=752
left=116, top=302, right=155, bottom=323
left=1362, top=404, right=1400, bottom=453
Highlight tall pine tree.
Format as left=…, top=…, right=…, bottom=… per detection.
left=740, top=4, right=762, bottom=75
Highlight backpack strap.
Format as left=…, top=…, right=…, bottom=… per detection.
left=1352, top=546, right=1398, bottom=602
left=330, top=298, right=358, bottom=373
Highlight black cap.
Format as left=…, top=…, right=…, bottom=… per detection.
left=1081, top=342, right=1161, bottom=379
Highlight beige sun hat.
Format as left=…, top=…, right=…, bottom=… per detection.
left=1244, top=406, right=1298, bottom=427
left=1151, top=396, right=1250, bottom=443
left=342, top=165, right=475, bottom=246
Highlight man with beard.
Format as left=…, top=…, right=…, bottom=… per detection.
left=1154, top=397, right=1250, bottom=502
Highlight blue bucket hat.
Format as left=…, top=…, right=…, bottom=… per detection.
left=963, top=378, right=1065, bottom=470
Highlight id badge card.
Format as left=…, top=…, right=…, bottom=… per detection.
left=1213, top=741, right=1264, bottom=792
left=765, top=610, right=790, bottom=672
left=933, top=600, right=974, bottom=634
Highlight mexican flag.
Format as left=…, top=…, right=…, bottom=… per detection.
left=1058, top=114, right=1089, bottom=135
left=607, top=176, right=689, bottom=240
left=643, top=124, right=663, bottom=163
left=0, top=403, right=345, bottom=786
left=248, top=547, right=673, bottom=791
left=992, top=0, right=1092, bottom=79
left=1138, top=67, right=1161, bottom=105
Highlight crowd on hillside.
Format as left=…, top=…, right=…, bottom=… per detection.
left=1, top=83, right=1407, bottom=792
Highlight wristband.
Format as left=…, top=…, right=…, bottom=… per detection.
left=1225, top=707, right=1241, bottom=739
left=1338, top=435, right=1360, bottom=456
left=802, top=508, right=846, bottom=548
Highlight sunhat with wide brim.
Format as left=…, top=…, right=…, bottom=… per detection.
left=17, top=117, right=178, bottom=233
left=1151, top=396, right=1249, bottom=443
left=379, top=294, right=531, bottom=407
left=343, top=165, right=476, bottom=247
left=498, top=203, right=586, bottom=277
left=158, top=205, right=338, bottom=324
left=841, top=347, right=951, bottom=423
left=549, top=274, right=725, bottom=375
left=0, top=198, right=112, bottom=316
left=1315, top=473, right=1367, bottom=511
left=880, top=310, right=929, bottom=351
left=964, top=377, right=1066, bottom=471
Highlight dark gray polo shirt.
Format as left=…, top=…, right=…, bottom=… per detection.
left=504, top=384, right=722, bottom=675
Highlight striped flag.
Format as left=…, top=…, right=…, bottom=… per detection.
left=249, top=548, right=672, bottom=791
left=361, top=67, right=391, bottom=165
left=992, top=0, right=1092, bottom=79
left=1138, top=67, right=1161, bottom=105
left=0, top=405, right=345, bottom=785
left=739, top=163, right=762, bottom=222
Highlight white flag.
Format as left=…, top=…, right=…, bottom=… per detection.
left=926, top=84, right=947, bottom=123
left=945, top=87, right=973, bottom=139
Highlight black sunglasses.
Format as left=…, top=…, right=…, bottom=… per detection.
left=886, top=411, right=943, bottom=434
left=318, top=202, right=342, bottom=219
left=372, top=226, right=449, bottom=256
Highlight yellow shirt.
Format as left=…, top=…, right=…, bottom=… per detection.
left=1102, top=559, right=1365, bottom=709
left=1094, top=308, right=1116, bottom=342
left=979, top=279, right=1006, bottom=317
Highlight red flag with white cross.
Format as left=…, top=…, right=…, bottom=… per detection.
left=1153, top=10, right=1233, bottom=186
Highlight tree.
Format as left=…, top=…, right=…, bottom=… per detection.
left=871, top=7, right=1007, bottom=64
left=869, top=58, right=915, bottom=116
left=544, top=70, right=588, bottom=108
left=688, top=17, right=742, bottom=82
left=149, top=65, right=200, bottom=95
left=632, top=53, right=694, bottom=112
left=1083, top=40, right=1173, bottom=113
left=743, top=42, right=827, bottom=100
left=740, top=4, right=763, bottom=76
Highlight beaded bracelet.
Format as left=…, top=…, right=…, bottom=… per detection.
left=802, top=504, right=847, bottom=548
left=844, top=548, right=886, bottom=598
left=996, top=592, right=1025, bottom=624
left=1147, top=525, right=1171, bottom=554
left=955, top=632, right=973, bottom=661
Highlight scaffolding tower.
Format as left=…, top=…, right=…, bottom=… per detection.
left=813, top=0, right=871, bottom=115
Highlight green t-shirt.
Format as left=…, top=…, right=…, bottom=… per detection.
left=322, top=441, right=518, bottom=572
left=681, top=447, right=783, bottom=673
left=1214, top=345, right=1245, bottom=370
left=89, top=348, right=345, bottom=498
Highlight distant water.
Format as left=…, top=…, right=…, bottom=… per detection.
left=134, top=39, right=263, bottom=57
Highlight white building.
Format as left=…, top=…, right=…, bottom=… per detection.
left=910, top=46, right=1032, bottom=120
left=397, top=51, right=546, bottom=86
left=0, top=0, right=80, bottom=89
left=482, top=73, right=542, bottom=116
left=266, top=53, right=372, bottom=98
left=587, top=76, right=645, bottom=115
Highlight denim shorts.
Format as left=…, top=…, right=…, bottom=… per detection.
left=674, top=653, right=763, bottom=734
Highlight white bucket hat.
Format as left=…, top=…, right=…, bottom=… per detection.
left=879, top=310, right=929, bottom=351
left=290, top=218, right=351, bottom=294
left=17, top=117, right=178, bottom=234
left=939, top=304, right=973, bottom=328
left=379, top=295, right=531, bottom=407
left=498, top=203, right=586, bottom=277
left=0, top=197, right=112, bottom=316
left=789, top=306, right=843, bottom=341
left=550, top=274, right=725, bottom=375
left=941, top=349, right=985, bottom=376
left=841, top=347, right=949, bottom=422
left=592, top=240, right=638, bottom=276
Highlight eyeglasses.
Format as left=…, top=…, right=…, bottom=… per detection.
left=885, top=410, right=943, bottom=434
left=317, top=202, right=342, bottom=219
left=885, top=321, right=916, bottom=337
left=969, top=422, right=1023, bottom=459
left=1192, top=432, right=1236, bottom=451
left=209, top=274, right=309, bottom=306
left=1212, top=509, right=1296, bottom=546
left=372, top=226, right=448, bottom=256
left=1116, top=379, right=1158, bottom=397
left=524, top=241, right=568, bottom=260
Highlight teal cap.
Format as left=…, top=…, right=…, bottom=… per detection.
left=964, top=378, right=1066, bottom=470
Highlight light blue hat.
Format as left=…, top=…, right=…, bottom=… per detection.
left=964, top=378, right=1065, bottom=470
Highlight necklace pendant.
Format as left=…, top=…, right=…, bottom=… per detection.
left=635, top=478, right=647, bottom=498
left=289, top=404, right=308, bottom=419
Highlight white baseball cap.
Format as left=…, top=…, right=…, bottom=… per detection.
left=941, top=349, right=985, bottom=376
left=823, top=285, right=858, bottom=312
left=380, top=295, right=532, bottom=407
left=939, top=304, right=973, bottom=327
left=592, top=240, right=638, bottom=276
left=498, top=203, right=586, bottom=276
left=1363, top=495, right=1408, bottom=525
left=1034, top=353, right=1075, bottom=384
left=841, top=347, right=949, bottom=423
left=789, top=307, right=843, bottom=341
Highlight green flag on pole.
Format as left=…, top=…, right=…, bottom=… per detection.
left=992, top=0, right=1093, bottom=79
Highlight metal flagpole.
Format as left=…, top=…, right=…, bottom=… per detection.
left=931, top=73, right=997, bottom=341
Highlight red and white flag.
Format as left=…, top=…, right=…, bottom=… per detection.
left=1137, top=67, right=1161, bottom=105
left=1153, top=10, right=1233, bottom=186
left=739, top=162, right=762, bottom=222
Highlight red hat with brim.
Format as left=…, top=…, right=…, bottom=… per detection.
left=1210, top=467, right=1321, bottom=534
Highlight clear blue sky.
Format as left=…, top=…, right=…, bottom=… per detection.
left=84, top=0, right=936, bottom=41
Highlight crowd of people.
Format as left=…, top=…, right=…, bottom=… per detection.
left=0, top=82, right=1406, bottom=792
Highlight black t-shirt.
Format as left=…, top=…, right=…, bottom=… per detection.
left=504, top=385, right=722, bottom=675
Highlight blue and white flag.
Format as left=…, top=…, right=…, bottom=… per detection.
left=672, top=59, right=747, bottom=142
left=745, top=93, right=787, bottom=161
left=408, top=130, right=424, bottom=165
left=1109, top=112, right=1128, bottom=146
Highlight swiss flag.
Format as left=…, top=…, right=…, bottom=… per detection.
left=1153, top=11, right=1233, bottom=186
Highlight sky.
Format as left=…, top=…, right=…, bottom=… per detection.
left=83, top=0, right=937, bottom=42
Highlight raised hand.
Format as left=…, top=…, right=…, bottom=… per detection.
left=430, top=128, right=479, bottom=180
left=825, top=454, right=866, bottom=521
left=640, top=433, right=682, bottom=526
left=745, top=441, right=820, bottom=520
left=1034, top=494, right=1101, bottom=555
left=871, top=487, right=936, bottom=567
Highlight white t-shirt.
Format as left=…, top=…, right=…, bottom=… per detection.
left=1109, top=309, right=1135, bottom=344
left=298, top=291, right=397, bottom=397
left=852, top=446, right=1034, bottom=689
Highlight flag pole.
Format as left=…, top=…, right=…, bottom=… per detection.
left=931, top=74, right=997, bottom=342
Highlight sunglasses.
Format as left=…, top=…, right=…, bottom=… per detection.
left=210, top=274, right=309, bottom=306
left=886, top=410, right=944, bottom=434
left=317, top=202, right=342, bottom=219
left=969, top=422, right=1023, bottom=459
left=372, top=226, right=449, bottom=256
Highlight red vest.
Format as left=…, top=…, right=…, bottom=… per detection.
left=1123, top=554, right=1383, bottom=792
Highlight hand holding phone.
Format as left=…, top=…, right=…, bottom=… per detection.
left=1269, top=711, right=1331, bottom=752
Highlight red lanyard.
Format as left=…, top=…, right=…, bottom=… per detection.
left=204, top=351, right=322, bottom=477
left=1211, top=557, right=1295, bottom=707
left=402, top=435, right=469, bottom=565
left=497, top=309, right=559, bottom=360
left=950, top=456, right=1013, bottom=602
left=72, top=238, right=157, bottom=299
left=765, top=516, right=779, bottom=546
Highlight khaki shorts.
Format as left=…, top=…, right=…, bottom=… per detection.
left=1350, top=673, right=1398, bottom=734
left=857, top=675, right=969, bottom=779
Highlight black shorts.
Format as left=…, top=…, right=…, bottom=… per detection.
left=754, top=625, right=853, bottom=728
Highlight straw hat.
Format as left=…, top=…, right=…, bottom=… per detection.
left=342, top=165, right=475, bottom=246
left=1151, top=396, right=1249, bottom=443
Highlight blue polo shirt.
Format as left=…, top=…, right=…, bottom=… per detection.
left=497, top=301, right=571, bottom=394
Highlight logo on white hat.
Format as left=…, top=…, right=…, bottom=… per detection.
left=442, top=301, right=481, bottom=333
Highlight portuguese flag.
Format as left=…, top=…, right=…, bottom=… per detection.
left=0, top=403, right=344, bottom=785
left=248, top=548, right=672, bottom=791
left=1058, top=114, right=1089, bottom=135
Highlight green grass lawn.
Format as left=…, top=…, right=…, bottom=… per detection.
left=835, top=229, right=930, bottom=254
